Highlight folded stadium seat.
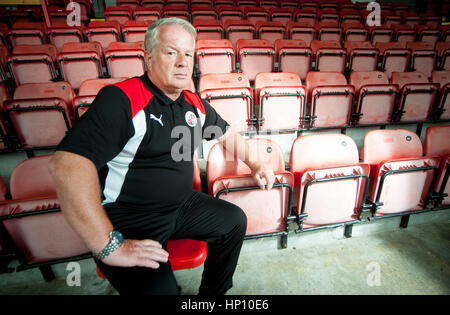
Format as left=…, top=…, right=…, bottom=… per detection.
left=217, top=5, right=244, bottom=21
left=121, top=21, right=149, bottom=43
left=207, top=138, right=293, bottom=247
left=97, top=155, right=207, bottom=279
left=141, top=0, right=164, bottom=9
left=422, top=15, right=441, bottom=28
left=341, top=22, right=369, bottom=42
left=224, top=20, right=255, bottom=50
left=383, top=14, right=402, bottom=28
left=163, top=4, right=190, bottom=21
left=406, top=41, right=437, bottom=79
left=368, top=26, right=393, bottom=46
left=255, top=21, right=286, bottom=47
left=289, top=133, right=370, bottom=234
left=73, top=77, right=127, bottom=118
left=57, top=42, right=105, bottom=91
left=340, top=10, right=363, bottom=25
left=390, top=71, right=439, bottom=123
left=349, top=71, right=398, bottom=126
left=6, top=22, right=46, bottom=48
left=393, top=24, right=417, bottom=47
left=84, top=21, right=122, bottom=51
left=191, top=4, right=218, bottom=21
left=193, top=19, right=224, bottom=41
left=236, top=39, right=275, bottom=82
left=195, top=39, right=235, bottom=78
left=117, top=0, right=140, bottom=9
left=254, top=72, right=306, bottom=132
left=47, top=5, right=72, bottom=24
left=13, top=81, right=75, bottom=120
left=361, top=129, right=440, bottom=218
left=431, top=70, right=450, bottom=121
left=0, top=155, right=90, bottom=280
left=424, top=125, right=450, bottom=207
left=315, top=21, right=342, bottom=42
left=275, top=39, right=312, bottom=81
left=293, top=9, right=317, bottom=27
left=285, top=21, right=316, bottom=47
left=435, top=42, right=450, bottom=71
left=344, top=41, right=379, bottom=74
left=440, top=25, right=450, bottom=42
left=133, top=6, right=162, bottom=23
left=104, top=41, right=146, bottom=79
left=47, top=22, right=84, bottom=52
left=199, top=73, right=254, bottom=133
left=310, top=40, right=347, bottom=73
left=6, top=44, right=58, bottom=86
left=104, top=6, right=132, bottom=25
left=268, top=8, right=293, bottom=24
left=305, top=71, right=355, bottom=129
left=415, top=25, right=441, bottom=46
left=300, top=1, right=319, bottom=11
left=375, top=41, right=410, bottom=80
left=279, top=0, right=297, bottom=9
left=244, top=7, right=269, bottom=25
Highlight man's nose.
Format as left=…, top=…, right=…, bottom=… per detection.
left=176, top=53, right=188, bottom=67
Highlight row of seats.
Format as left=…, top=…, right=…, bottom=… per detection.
left=0, top=125, right=449, bottom=277
left=2, top=36, right=450, bottom=95
left=1, top=41, right=146, bottom=89
left=1, top=69, right=449, bottom=154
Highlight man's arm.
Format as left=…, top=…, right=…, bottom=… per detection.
left=217, top=127, right=275, bottom=190
left=48, top=151, right=169, bottom=268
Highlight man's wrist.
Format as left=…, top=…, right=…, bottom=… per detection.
left=93, top=231, right=124, bottom=260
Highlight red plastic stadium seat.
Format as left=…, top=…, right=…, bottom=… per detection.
left=424, top=125, right=450, bottom=207
left=121, top=20, right=149, bottom=43
left=310, top=40, right=346, bottom=73
left=84, top=21, right=122, bottom=51
left=361, top=129, right=440, bottom=216
left=105, top=41, right=146, bottom=79
left=344, top=41, right=378, bottom=73
left=431, top=70, right=450, bottom=120
left=199, top=73, right=254, bottom=132
left=275, top=39, right=312, bottom=81
left=236, top=39, right=275, bottom=81
left=349, top=71, right=398, bottom=126
left=0, top=155, right=90, bottom=269
left=207, top=138, right=292, bottom=241
left=255, top=21, right=285, bottom=46
left=224, top=20, right=255, bottom=50
left=375, top=42, right=410, bottom=80
left=193, top=19, right=224, bottom=41
left=254, top=72, right=305, bottom=131
left=305, top=71, right=354, bottom=129
left=289, top=133, right=369, bottom=230
left=406, top=41, right=437, bottom=79
left=390, top=71, right=439, bottom=123
left=195, top=39, right=235, bottom=78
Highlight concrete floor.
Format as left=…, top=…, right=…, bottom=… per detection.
left=0, top=210, right=449, bottom=295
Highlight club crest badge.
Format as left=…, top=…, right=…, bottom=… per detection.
left=185, top=111, right=197, bottom=127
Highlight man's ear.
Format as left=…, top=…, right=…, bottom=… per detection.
left=144, top=50, right=152, bottom=69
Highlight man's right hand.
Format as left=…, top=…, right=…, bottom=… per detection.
left=101, top=239, right=169, bottom=269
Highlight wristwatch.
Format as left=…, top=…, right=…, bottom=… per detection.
left=93, top=231, right=124, bottom=261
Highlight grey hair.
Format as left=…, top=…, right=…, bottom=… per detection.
left=144, top=17, right=197, bottom=53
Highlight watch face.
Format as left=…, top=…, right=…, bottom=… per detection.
left=113, top=231, right=124, bottom=244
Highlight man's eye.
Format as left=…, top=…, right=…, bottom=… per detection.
left=168, top=51, right=176, bottom=56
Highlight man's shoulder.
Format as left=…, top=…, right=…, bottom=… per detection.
left=183, top=89, right=205, bottom=115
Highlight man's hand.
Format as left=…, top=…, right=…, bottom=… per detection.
left=101, top=239, right=169, bottom=269
left=250, top=162, right=275, bottom=190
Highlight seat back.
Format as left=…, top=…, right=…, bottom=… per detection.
left=289, top=133, right=369, bottom=227
left=57, top=51, right=104, bottom=90
left=391, top=71, right=439, bottom=122
left=199, top=73, right=253, bottom=132
left=275, top=39, right=312, bottom=81
left=195, top=39, right=235, bottom=77
left=6, top=52, right=57, bottom=86
left=407, top=41, right=437, bottom=79
left=47, top=25, right=83, bottom=51
left=1, top=155, right=90, bottom=265
left=375, top=41, right=410, bottom=80
left=362, top=129, right=440, bottom=215
left=4, top=98, right=72, bottom=149
left=255, top=21, right=286, bottom=46
left=305, top=71, right=354, bottom=128
left=193, top=19, right=224, bottom=41
left=207, top=138, right=292, bottom=237
left=254, top=72, right=305, bottom=131
left=84, top=21, right=121, bottom=51
left=122, top=20, right=149, bottom=42
left=349, top=71, right=398, bottom=125
left=424, top=125, right=450, bottom=206
left=431, top=70, right=450, bottom=120
left=105, top=41, right=146, bottom=78
left=344, top=41, right=379, bottom=72
left=310, top=40, right=346, bottom=73
left=236, top=39, right=275, bottom=81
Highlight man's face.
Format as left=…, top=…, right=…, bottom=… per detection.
left=145, top=24, right=195, bottom=100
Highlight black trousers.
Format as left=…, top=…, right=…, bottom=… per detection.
left=96, top=190, right=247, bottom=295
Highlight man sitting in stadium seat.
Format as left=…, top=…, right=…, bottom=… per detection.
left=48, top=17, right=275, bottom=295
